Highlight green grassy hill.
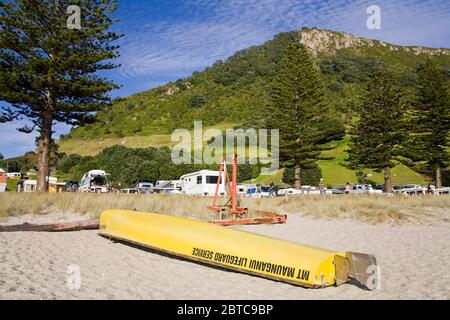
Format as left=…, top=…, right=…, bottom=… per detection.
left=58, top=27, right=449, bottom=186
left=317, top=137, right=428, bottom=186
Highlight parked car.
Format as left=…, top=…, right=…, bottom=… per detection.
left=246, top=184, right=272, bottom=198
left=434, top=187, right=450, bottom=195
left=153, top=180, right=182, bottom=194
left=120, top=188, right=141, bottom=194
left=332, top=186, right=345, bottom=194
left=135, top=181, right=153, bottom=194
left=299, top=186, right=317, bottom=195
left=366, top=184, right=383, bottom=194
left=301, top=185, right=333, bottom=195
left=66, top=181, right=80, bottom=192
left=351, top=184, right=381, bottom=194
left=278, top=188, right=302, bottom=196
left=401, top=184, right=423, bottom=190
left=236, top=185, right=248, bottom=196
left=169, top=189, right=183, bottom=195
left=394, top=184, right=425, bottom=195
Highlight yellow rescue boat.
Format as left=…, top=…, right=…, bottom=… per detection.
left=99, top=210, right=378, bottom=289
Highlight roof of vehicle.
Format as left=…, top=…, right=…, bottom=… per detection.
left=153, top=181, right=173, bottom=189
left=180, top=170, right=222, bottom=179
left=86, top=170, right=110, bottom=176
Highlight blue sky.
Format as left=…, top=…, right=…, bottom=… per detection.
left=1, top=0, right=450, bottom=159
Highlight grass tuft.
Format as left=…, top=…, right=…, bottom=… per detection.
left=0, top=193, right=448, bottom=225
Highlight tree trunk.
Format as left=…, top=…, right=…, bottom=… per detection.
left=435, top=164, right=442, bottom=189
left=37, top=109, right=53, bottom=192
left=0, top=220, right=99, bottom=232
left=294, top=165, right=301, bottom=190
left=384, top=166, right=392, bottom=193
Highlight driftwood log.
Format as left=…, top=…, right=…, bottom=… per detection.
left=0, top=220, right=99, bottom=232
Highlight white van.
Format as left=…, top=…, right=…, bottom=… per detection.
left=245, top=185, right=272, bottom=198
left=180, top=170, right=226, bottom=196
left=79, top=170, right=111, bottom=193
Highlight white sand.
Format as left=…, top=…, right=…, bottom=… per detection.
left=0, top=213, right=449, bottom=300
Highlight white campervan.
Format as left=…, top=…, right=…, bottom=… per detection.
left=79, top=170, right=111, bottom=193
left=180, top=170, right=226, bottom=196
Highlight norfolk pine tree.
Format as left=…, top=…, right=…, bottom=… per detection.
left=348, top=67, right=406, bottom=193
left=410, top=60, right=450, bottom=188
left=268, top=41, right=327, bottom=190
left=0, top=0, right=121, bottom=191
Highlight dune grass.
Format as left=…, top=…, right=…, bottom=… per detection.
left=251, top=195, right=450, bottom=225
left=0, top=193, right=448, bottom=225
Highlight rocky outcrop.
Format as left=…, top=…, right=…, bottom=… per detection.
left=299, top=28, right=450, bottom=56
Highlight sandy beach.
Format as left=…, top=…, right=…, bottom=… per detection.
left=1, top=211, right=449, bottom=300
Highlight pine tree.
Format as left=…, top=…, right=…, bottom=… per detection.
left=0, top=0, right=121, bottom=191
left=409, top=59, right=450, bottom=188
left=348, top=67, right=405, bottom=193
left=267, top=41, right=327, bottom=190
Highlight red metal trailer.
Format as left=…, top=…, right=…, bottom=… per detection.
left=207, top=153, right=287, bottom=226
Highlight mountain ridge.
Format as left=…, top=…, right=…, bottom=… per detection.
left=63, top=27, right=450, bottom=145
left=57, top=27, right=450, bottom=185
left=299, top=28, right=450, bottom=56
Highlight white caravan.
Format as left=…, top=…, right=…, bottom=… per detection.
left=180, top=170, right=226, bottom=196
left=79, top=170, right=111, bottom=193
